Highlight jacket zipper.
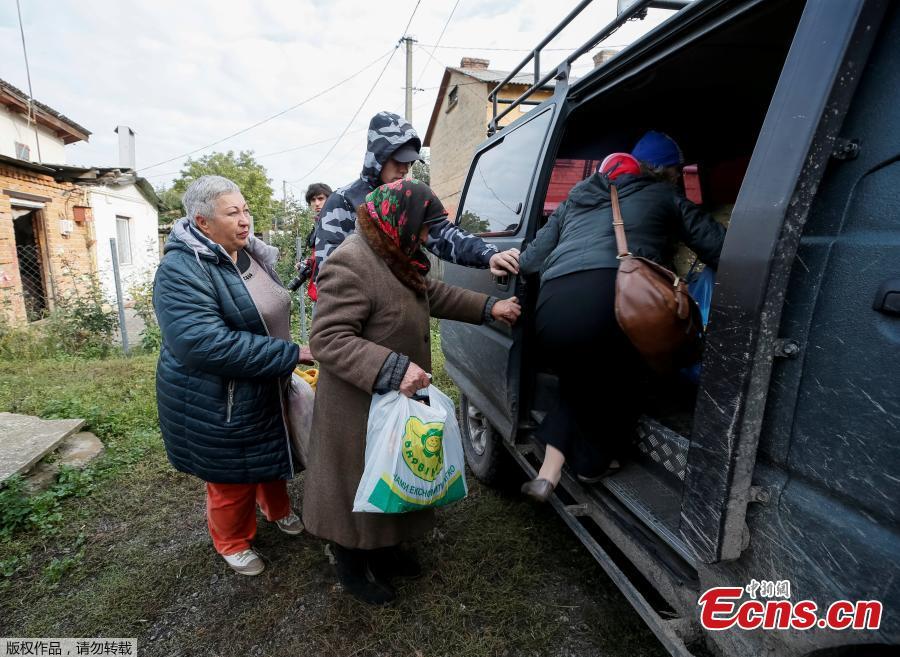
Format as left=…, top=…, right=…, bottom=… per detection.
left=226, top=380, right=235, bottom=423
left=223, top=249, right=296, bottom=478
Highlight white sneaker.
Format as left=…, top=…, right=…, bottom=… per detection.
left=223, top=549, right=265, bottom=576
left=275, top=510, right=305, bottom=536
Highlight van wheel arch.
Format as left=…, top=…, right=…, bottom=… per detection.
left=459, top=394, right=510, bottom=485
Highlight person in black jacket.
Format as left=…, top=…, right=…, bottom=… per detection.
left=518, top=134, right=726, bottom=502
left=154, top=175, right=314, bottom=575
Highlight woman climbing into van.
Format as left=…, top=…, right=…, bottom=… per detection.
left=517, top=132, right=726, bottom=502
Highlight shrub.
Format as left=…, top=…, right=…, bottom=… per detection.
left=0, top=273, right=119, bottom=361
left=47, top=277, right=119, bottom=358
left=129, top=276, right=161, bottom=352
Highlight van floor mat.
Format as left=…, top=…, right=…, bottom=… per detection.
left=602, top=463, right=694, bottom=567
left=634, top=416, right=690, bottom=483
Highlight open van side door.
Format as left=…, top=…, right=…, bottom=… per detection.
left=439, top=101, right=563, bottom=441
left=680, top=0, right=888, bottom=563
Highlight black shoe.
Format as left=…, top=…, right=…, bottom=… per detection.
left=331, top=544, right=396, bottom=605
left=369, top=546, right=423, bottom=582
left=520, top=477, right=555, bottom=502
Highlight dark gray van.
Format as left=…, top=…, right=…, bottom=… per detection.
left=437, top=1, right=900, bottom=655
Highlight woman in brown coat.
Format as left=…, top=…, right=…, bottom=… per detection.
left=305, top=179, right=520, bottom=604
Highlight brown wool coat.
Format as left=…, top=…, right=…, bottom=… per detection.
left=303, top=221, right=489, bottom=549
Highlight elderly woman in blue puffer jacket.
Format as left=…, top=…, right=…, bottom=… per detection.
left=153, top=175, right=312, bottom=576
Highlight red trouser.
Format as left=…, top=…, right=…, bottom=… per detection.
left=206, top=480, right=291, bottom=556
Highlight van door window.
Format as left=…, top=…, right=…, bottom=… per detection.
left=457, top=109, right=552, bottom=236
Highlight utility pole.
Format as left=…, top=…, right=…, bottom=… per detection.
left=279, top=180, right=287, bottom=231
left=402, top=36, right=416, bottom=122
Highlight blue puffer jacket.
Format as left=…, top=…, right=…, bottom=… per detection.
left=153, top=218, right=300, bottom=484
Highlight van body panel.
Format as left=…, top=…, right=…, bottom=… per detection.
left=680, top=0, right=888, bottom=563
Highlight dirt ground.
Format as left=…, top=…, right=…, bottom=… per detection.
left=0, top=357, right=669, bottom=657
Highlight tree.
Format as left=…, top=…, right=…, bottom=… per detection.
left=168, top=150, right=278, bottom=231
left=458, top=210, right=489, bottom=235
left=411, top=148, right=430, bottom=186
left=155, top=185, right=184, bottom=225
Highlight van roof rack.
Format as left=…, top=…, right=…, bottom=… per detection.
left=488, top=0, right=691, bottom=135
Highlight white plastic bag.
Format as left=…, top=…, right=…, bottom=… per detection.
left=353, top=385, right=467, bottom=513
left=285, top=373, right=315, bottom=468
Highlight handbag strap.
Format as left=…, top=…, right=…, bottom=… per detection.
left=609, top=184, right=631, bottom=259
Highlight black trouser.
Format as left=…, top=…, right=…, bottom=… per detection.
left=535, top=268, right=640, bottom=476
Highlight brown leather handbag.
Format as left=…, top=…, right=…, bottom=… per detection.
left=610, top=184, right=703, bottom=373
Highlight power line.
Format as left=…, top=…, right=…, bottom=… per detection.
left=400, top=0, right=422, bottom=41
left=415, top=45, right=491, bottom=105
left=140, top=48, right=395, bottom=172
left=287, top=48, right=399, bottom=184
left=414, top=0, right=460, bottom=88
left=415, top=79, right=494, bottom=93
left=288, top=0, right=423, bottom=184
left=144, top=125, right=376, bottom=182
left=15, top=0, right=41, bottom=163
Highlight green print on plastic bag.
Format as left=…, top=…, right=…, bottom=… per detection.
left=401, top=416, right=445, bottom=482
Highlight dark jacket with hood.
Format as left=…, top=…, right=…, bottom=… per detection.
left=519, top=172, right=726, bottom=284
left=313, top=111, right=497, bottom=280
left=153, top=218, right=299, bottom=483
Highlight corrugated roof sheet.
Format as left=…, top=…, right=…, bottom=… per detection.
left=450, top=67, right=556, bottom=87
left=0, top=77, right=91, bottom=138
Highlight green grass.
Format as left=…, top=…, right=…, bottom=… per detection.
left=0, top=349, right=666, bottom=657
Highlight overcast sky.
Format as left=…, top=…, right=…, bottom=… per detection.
left=0, top=0, right=672, bottom=201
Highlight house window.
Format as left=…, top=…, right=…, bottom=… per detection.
left=14, top=142, right=31, bottom=161
left=115, top=216, right=133, bottom=265
left=447, top=85, right=459, bottom=112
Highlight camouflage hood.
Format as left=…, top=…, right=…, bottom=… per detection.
left=360, top=111, right=420, bottom=186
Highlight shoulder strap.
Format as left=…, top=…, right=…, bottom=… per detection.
left=610, top=184, right=631, bottom=258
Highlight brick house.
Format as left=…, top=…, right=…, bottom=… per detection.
left=0, top=82, right=159, bottom=325
left=423, top=58, right=555, bottom=219
left=0, top=79, right=94, bottom=324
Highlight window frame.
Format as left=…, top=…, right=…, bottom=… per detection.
left=14, top=141, right=31, bottom=161
left=454, top=106, right=554, bottom=238
left=446, top=85, right=459, bottom=112
left=115, top=215, right=133, bottom=266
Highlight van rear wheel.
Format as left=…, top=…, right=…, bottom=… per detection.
left=460, top=394, right=509, bottom=485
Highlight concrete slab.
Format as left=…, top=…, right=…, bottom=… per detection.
left=0, top=412, right=85, bottom=484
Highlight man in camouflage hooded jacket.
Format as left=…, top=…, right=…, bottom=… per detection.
left=313, top=111, right=520, bottom=281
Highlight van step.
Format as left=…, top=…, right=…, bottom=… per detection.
left=603, top=463, right=697, bottom=567
left=505, top=441, right=698, bottom=657
left=528, top=411, right=689, bottom=485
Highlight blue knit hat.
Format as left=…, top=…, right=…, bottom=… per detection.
left=632, top=131, right=683, bottom=168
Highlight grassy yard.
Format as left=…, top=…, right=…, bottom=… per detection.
left=0, top=345, right=666, bottom=657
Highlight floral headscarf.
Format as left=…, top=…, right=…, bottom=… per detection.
left=364, top=179, right=447, bottom=274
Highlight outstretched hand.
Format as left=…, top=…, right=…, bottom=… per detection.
left=489, top=249, right=520, bottom=276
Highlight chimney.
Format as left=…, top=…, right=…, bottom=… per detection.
left=592, top=49, right=619, bottom=68
left=460, top=57, right=489, bottom=70
left=115, top=125, right=136, bottom=171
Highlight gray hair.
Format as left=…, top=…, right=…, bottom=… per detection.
left=182, top=175, right=241, bottom=224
